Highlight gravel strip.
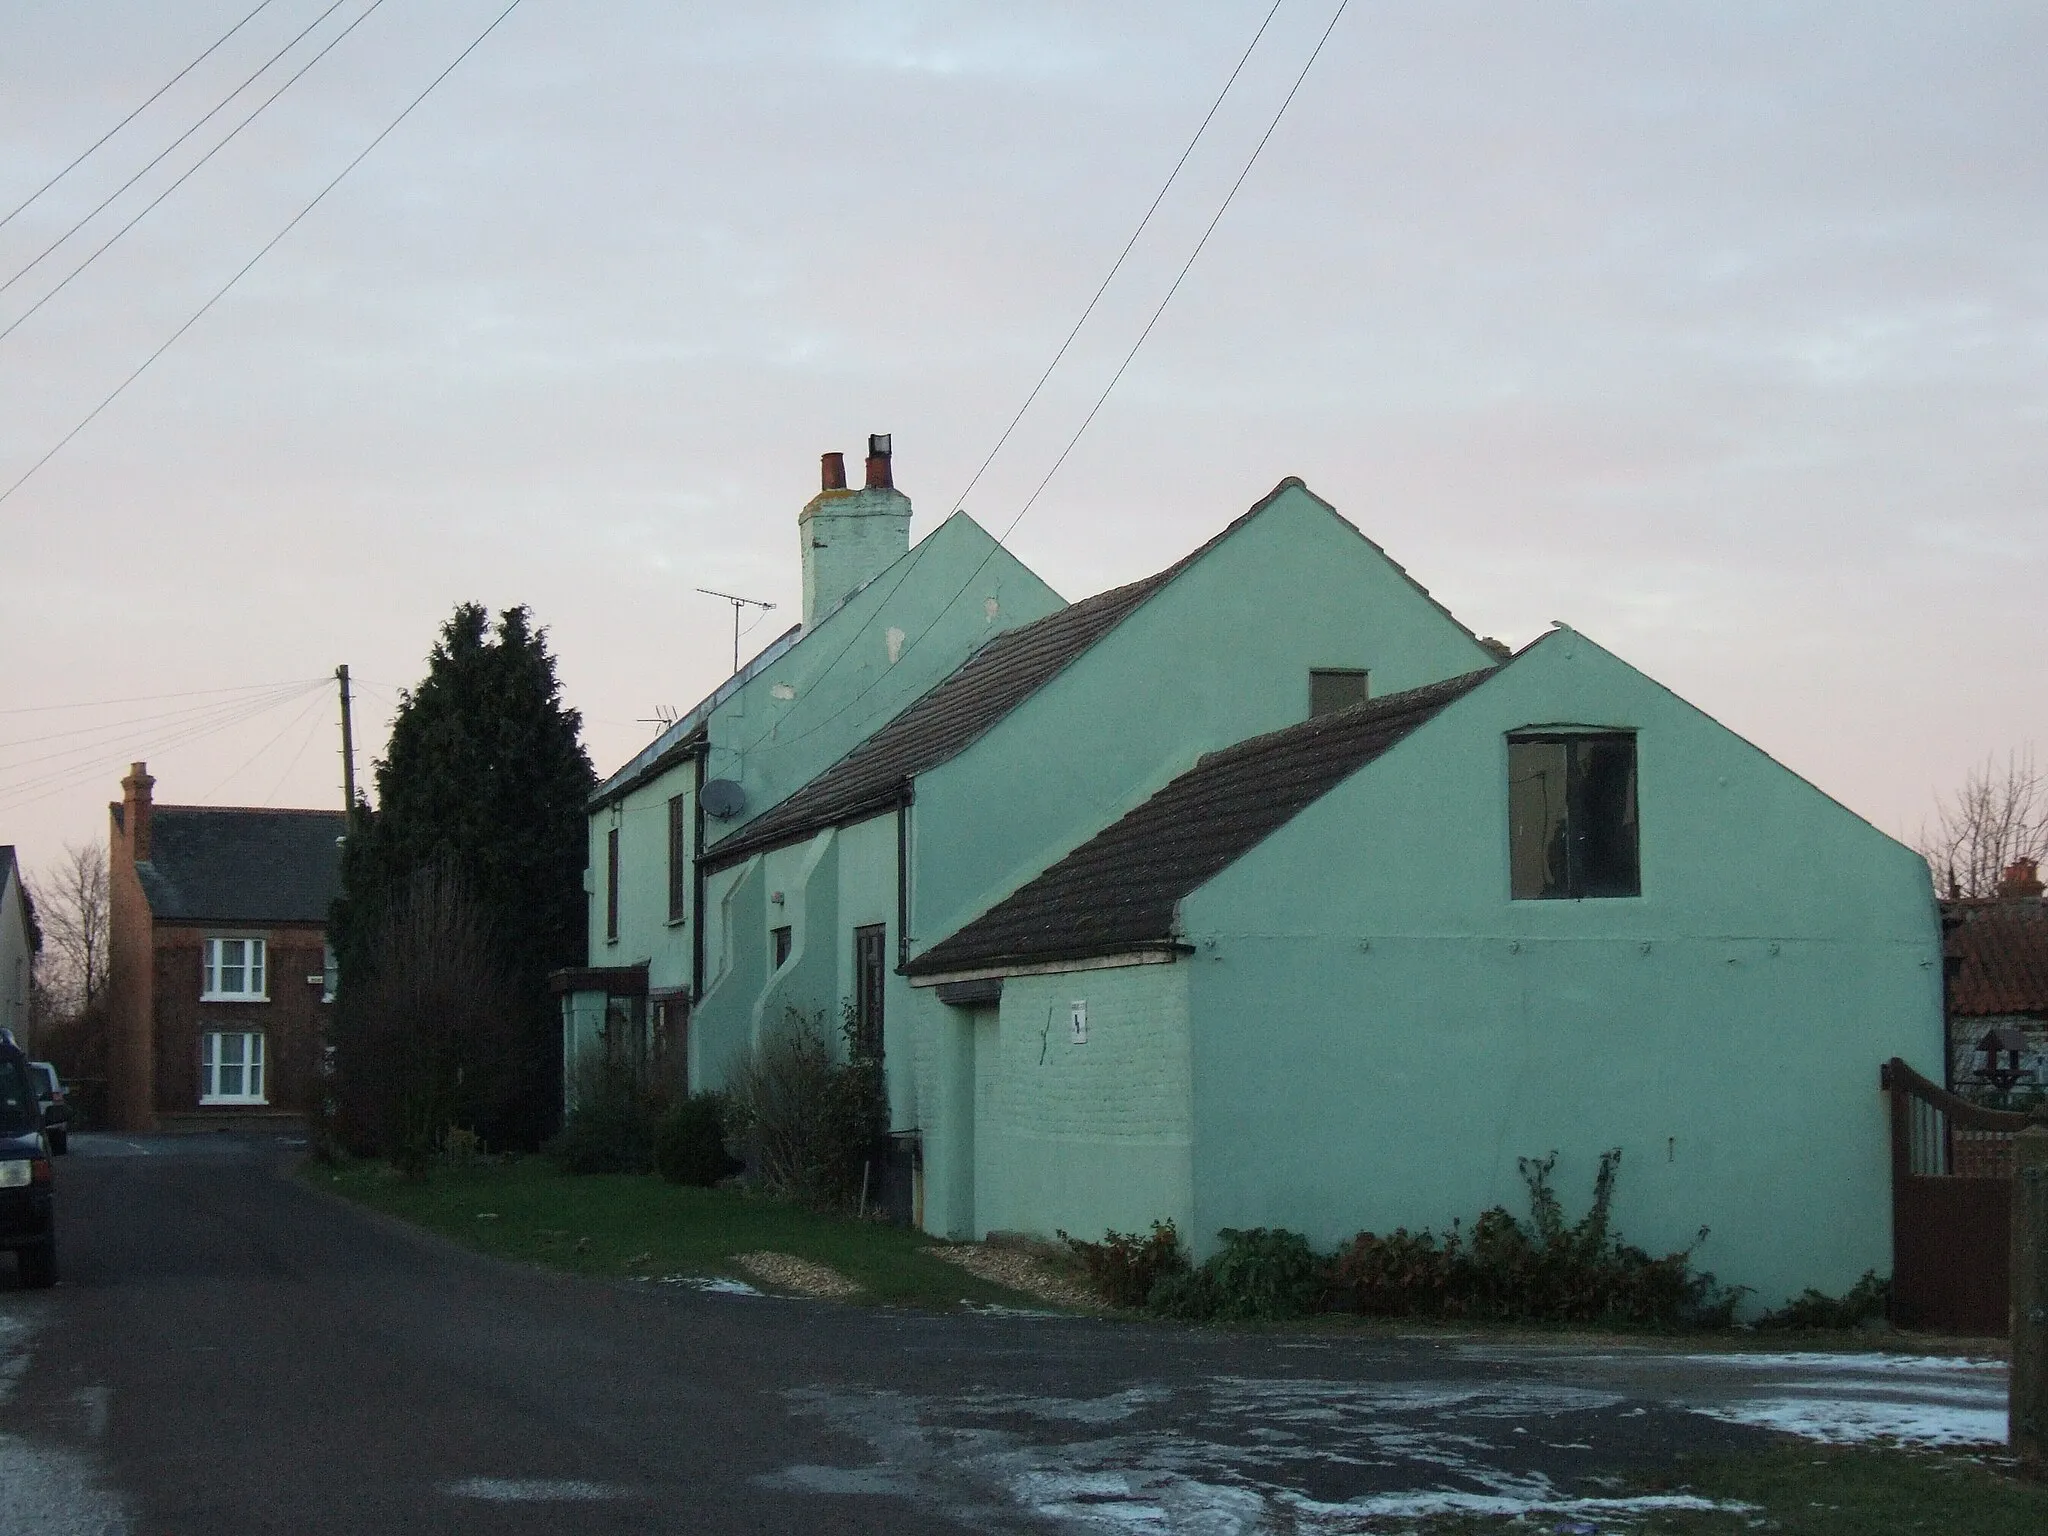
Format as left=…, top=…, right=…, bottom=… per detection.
left=931, top=1244, right=1102, bottom=1311
left=729, top=1251, right=862, bottom=1298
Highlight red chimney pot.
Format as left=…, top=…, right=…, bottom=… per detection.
left=1997, top=857, right=2044, bottom=899
left=865, top=432, right=893, bottom=490
left=820, top=451, right=846, bottom=491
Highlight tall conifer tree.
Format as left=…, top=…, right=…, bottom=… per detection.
left=332, top=603, right=594, bottom=1150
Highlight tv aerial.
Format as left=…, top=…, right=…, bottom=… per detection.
left=696, top=587, right=775, bottom=674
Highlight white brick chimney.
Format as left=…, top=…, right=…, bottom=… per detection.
left=799, top=434, right=911, bottom=627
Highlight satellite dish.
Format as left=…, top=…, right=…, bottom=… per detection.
left=701, top=779, right=746, bottom=820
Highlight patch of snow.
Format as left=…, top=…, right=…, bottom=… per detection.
left=0, top=1308, right=131, bottom=1533
left=442, top=1477, right=630, bottom=1501
left=1291, top=1490, right=1750, bottom=1521
left=1677, top=1352, right=2004, bottom=1374
left=0, top=1312, right=33, bottom=1403
left=1692, top=1396, right=2006, bottom=1447
left=772, top=1374, right=1691, bottom=1534
left=653, top=1274, right=762, bottom=1295
left=0, top=1433, right=133, bottom=1535
left=959, top=1301, right=1064, bottom=1319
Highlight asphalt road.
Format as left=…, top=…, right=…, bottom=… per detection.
left=0, top=1135, right=2007, bottom=1535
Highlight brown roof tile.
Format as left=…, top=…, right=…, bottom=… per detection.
left=1945, top=898, right=2048, bottom=1017
left=906, top=669, right=1495, bottom=977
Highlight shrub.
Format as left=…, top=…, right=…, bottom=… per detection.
left=1149, top=1227, right=1323, bottom=1324
left=1757, top=1270, right=1890, bottom=1330
left=1326, top=1150, right=1743, bottom=1328
left=546, top=1050, right=659, bottom=1174
left=1061, top=1221, right=1189, bottom=1308
left=332, top=863, right=519, bottom=1175
left=723, top=1008, right=887, bottom=1207
left=655, top=1092, right=739, bottom=1186
left=546, top=1094, right=656, bottom=1175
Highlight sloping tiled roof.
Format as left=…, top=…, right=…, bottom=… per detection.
left=1944, top=898, right=2048, bottom=1017
left=137, top=807, right=346, bottom=925
left=906, top=668, right=1496, bottom=977
left=704, top=479, right=1370, bottom=868
left=705, top=573, right=1171, bottom=865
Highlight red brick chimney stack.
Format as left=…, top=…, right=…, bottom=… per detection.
left=820, top=451, right=847, bottom=491
left=122, top=760, right=155, bottom=862
left=864, top=433, right=893, bottom=489
left=1997, top=857, right=2045, bottom=899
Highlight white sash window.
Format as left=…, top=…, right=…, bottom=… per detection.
left=200, top=1031, right=266, bottom=1104
left=201, top=938, right=267, bottom=1000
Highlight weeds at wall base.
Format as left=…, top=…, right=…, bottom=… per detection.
left=1068, top=1150, right=1761, bottom=1328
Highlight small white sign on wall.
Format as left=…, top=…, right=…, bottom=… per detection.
left=1069, top=1000, right=1088, bottom=1044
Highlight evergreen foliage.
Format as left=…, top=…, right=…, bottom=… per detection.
left=331, top=603, right=595, bottom=1152
left=654, top=1093, right=740, bottom=1187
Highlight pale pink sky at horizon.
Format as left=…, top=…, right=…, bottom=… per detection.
left=2, top=1, right=2043, bottom=888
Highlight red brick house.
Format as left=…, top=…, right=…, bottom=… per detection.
left=106, top=763, right=345, bottom=1132
left=1942, top=857, right=2048, bottom=1106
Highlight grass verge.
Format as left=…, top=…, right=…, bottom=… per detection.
left=1629, top=1444, right=2046, bottom=1536
left=311, top=1154, right=1058, bottom=1309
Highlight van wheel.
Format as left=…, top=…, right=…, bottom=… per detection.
left=18, top=1240, right=55, bottom=1289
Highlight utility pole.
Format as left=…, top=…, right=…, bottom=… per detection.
left=335, top=664, right=357, bottom=819
left=695, top=588, right=775, bottom=674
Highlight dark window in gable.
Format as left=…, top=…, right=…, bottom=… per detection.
left=1507, top=733, right=1640, bottom=900
left=605, top=826, right=621, bottom=942
left=1310, top=668, right=1370, bottom=717
left=853, top=924, right=886, bottom=1060
left=772, top=926, right=792, bottom=968
left=667, top=793, right=689, bottom=924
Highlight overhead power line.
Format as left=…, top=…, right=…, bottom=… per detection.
left=0, top=676, right=325, bottom=715
left=940, top=0, right=1286, bottom=527
left=732, top=0, right=1351, bottom=766
left=0, top=680, right=328, bottom=757
left=260, top=693, right=333, bottom=803
left=204, top=684, right=330, bottom=799
left=0, top=0, right=358, bottom=299
left=0, top=0, right=281, bottom=234
left=0, top=677, right=329, bottom=812
left=0, top=0, right=530, bottom=511
left=720, top=0, right=1286, bottom=759
left=997, top=0, right=1352, bottom=541
left=1, top=0, right=392, bottom=345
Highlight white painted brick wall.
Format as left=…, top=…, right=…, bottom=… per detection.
left=989, top=965, right=1191, bottom=1144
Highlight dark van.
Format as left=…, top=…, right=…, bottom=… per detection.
left=0, top=1030, right=55, bottom=1288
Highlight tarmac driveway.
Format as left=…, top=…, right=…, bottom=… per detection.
left=0, top=1134, right=2008, bottom=1534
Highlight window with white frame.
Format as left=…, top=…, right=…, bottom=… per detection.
left=201, top=937, right=267, bottom=1000
left=200, top=1030, right=266, bottom=1104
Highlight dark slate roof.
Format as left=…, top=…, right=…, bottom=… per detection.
left=705, top=573, right=1170, bottom=865
left=705, top=480, right=1365, bottom=868
left=906, top=668, right=1496, bottom=977
left=136, top=807, right=346, bottom=925
left=1944, top=898, right=2048, bottom=1017
left=704, top=477, right=1497, bottom=870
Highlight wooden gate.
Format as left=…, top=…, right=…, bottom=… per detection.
left=1883, top=1057, right=2026, bottom=1334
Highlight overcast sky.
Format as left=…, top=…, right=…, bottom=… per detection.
left=3, top=0, right=2043, bottom=884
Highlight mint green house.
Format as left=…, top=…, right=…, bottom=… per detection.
left=571, top=459, right=1942, bottom=1308
left=560, top=437, right=1063, bottom=1093
left=902, top=629, right=1944, bottom=1309
left=686, top=480, right=1501, bottom=1212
